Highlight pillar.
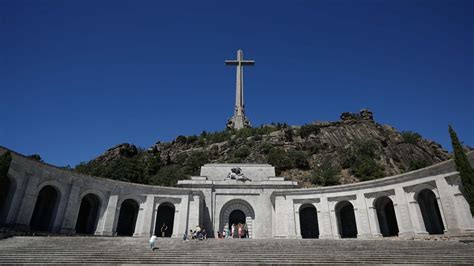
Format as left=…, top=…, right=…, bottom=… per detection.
left=99, top=194, right=119, bottom=236
left=59, top=185, right=81, bottom=234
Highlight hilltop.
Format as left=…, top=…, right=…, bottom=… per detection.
left=75, top=109, right=450, bottom=187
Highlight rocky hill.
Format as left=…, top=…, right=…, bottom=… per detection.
left=75, top=109, right=450, bottom=187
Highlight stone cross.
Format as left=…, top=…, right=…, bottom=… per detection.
left=225, top=49, right=255, bottom=130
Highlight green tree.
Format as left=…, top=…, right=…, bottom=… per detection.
left=267, top=148, right=293, bottom=174
left=401, top=131, right=422, bottom=144
left=0, top=151, right=12, bottom=179
left=449, top=125, right=474, bottom=215
left=150, top=165, right=186, bottom=187
left=310, top=161, right=340, bottom=186
left=27, top=154, right=42, bottom=162
left=287, top=149, right=309, bottom=169
left=233, top=145, right=251, bottom=160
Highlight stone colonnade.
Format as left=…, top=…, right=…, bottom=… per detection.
left=0, top=149, right=202, bottom=237
left=273, top=171, right=474, bottom=239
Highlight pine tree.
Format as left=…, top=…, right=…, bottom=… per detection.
left=449, top=125, right=474, bottom=215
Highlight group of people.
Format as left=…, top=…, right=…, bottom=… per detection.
left=183, top=225, right=207, bottom=241
left=217, top=223, right=249, bottom=239
left=150, top=222, right=249, bottom=250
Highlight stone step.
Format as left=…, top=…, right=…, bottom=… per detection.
left=1, top=236, right=473, bottom=264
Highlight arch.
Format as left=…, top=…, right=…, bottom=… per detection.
left=374, top=196, right=399, bottom=237
left=30, top=185, right=60, bottom=232
left=0, top=176, right=16, bottom=225
left=299, top=204, right=319, bottom=239
left=417, top=189, right=445, bottom=234
left=335, top=201, right=357, bottom=238
left=219, top=199, right=255, bottom=238
left=75, top=193, right=101, bottom=234
left=116, top=199, right=139, bottom=236
left=154, top=202, right=175, bottom=237
left=229, top=209, right=246, bottom=226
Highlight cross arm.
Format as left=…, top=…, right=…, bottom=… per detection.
left=225, top=60, right=255, bottom=66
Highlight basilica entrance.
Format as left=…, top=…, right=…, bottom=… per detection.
left=229, top=210, right=246, bottom=226
left=219, top=199, right=255, bottom=238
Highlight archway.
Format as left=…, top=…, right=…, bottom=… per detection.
left=75, top=194, right=101, bottom=234
left=154, top=203, right=175, bottom=237
left=229, top=210, right=246, bottom=226
left=299, top=204, right=319, bottom=239
left=417, top=189, right=444, bottom=234
left=336, top=201, right=357, bottom=238
left=116, top=199, right=139, bottom=236
left=219, top=199, right=255, bottom=238
left=0, top=177, right=14, bottom=225
left=30, top=185, right=59, bottom=232
left=374, top=196, right=399, bottom=237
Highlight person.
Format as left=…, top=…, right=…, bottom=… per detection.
left=217, top=231, right=222, bottom=239
left=149, top=235, right=157, bottom=251
left=231, top=224, right=235, bottom=238
left=238, top=223, right=243, bottom=238
left=188, top=229, right=194, bottom=240
left=201, top=229, right=207, bottom=240
left=183, top=232, right=189, bottom=241
left=160, top=223, right=168, bottom=237
left=244, top=223, right=248, bottom=238
left=223, top=223, right=230, bottom=239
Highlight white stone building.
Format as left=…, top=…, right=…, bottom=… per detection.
left=0, top=146, right=473, bottom=239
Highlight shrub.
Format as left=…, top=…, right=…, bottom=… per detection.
left=184, top=151, right=209, bottom=175
left=352, top=157, right=384, bottom=181
left=310, top=160, right=340, bottom=186
left=341, top=140, right=385, bottom=181
left=287, top=149, right=309, bottom=169
left=0, top=151, right=12, bottom=179
left=150, top=165, right=186, bottom=187
left=175, top=135, right=187, bottom=144
left=27, top=154, right=42, bottom=162
left=267, top=148, right=293, bottom=173
left=408, top=159, right=430, bottom=171
left=298, top=124, right=320, bottom=138
left=259, top=142, right=274, bottom=154
left=401, top=131, right=422, bottom=144
left=234, top=145, right=251, bottom=159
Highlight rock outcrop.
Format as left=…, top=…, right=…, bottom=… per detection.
left=75, top=110, right=451, bottom=187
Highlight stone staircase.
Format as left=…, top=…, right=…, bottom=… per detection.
left=0, top=236, right=473, bottom=264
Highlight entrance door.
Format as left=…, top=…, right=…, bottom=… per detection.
left=229, top=210, right=245, bottom=226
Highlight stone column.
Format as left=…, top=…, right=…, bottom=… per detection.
left=435, top=177, right=461, bottom=234
left=329, top=206, right=340, bottom=239
left=407, top=197, right=428, bottom=236
left=52, top=183, right=72, bottom=233
left=294, top=203, right=302, bottom=239
left=354, top=194, right=371, bottom=238
left=14, top=175, right=40, bottom=230
left=394, top=187, right=415, bottom=238
left=318, top=197, right=333, bottom=239
left=4, top=176, right=29, bottom=226
left=367, top=205, right=382, bottom=237
left=273, top=195, right=290, bottom=238
left=134, top=195, right=155, bottom=237
left=59, top=185, right=81, bottom=234
left=99, top=194, right=119, bottom=236
left=187, top=193, right=201, bottom=234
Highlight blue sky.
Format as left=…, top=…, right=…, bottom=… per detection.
left=1, top=0, right=473, bottom=167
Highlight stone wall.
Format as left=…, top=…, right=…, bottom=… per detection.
left=272, top=152, right=474, bottom=238
left=0, top=146, right=202, bottom=237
